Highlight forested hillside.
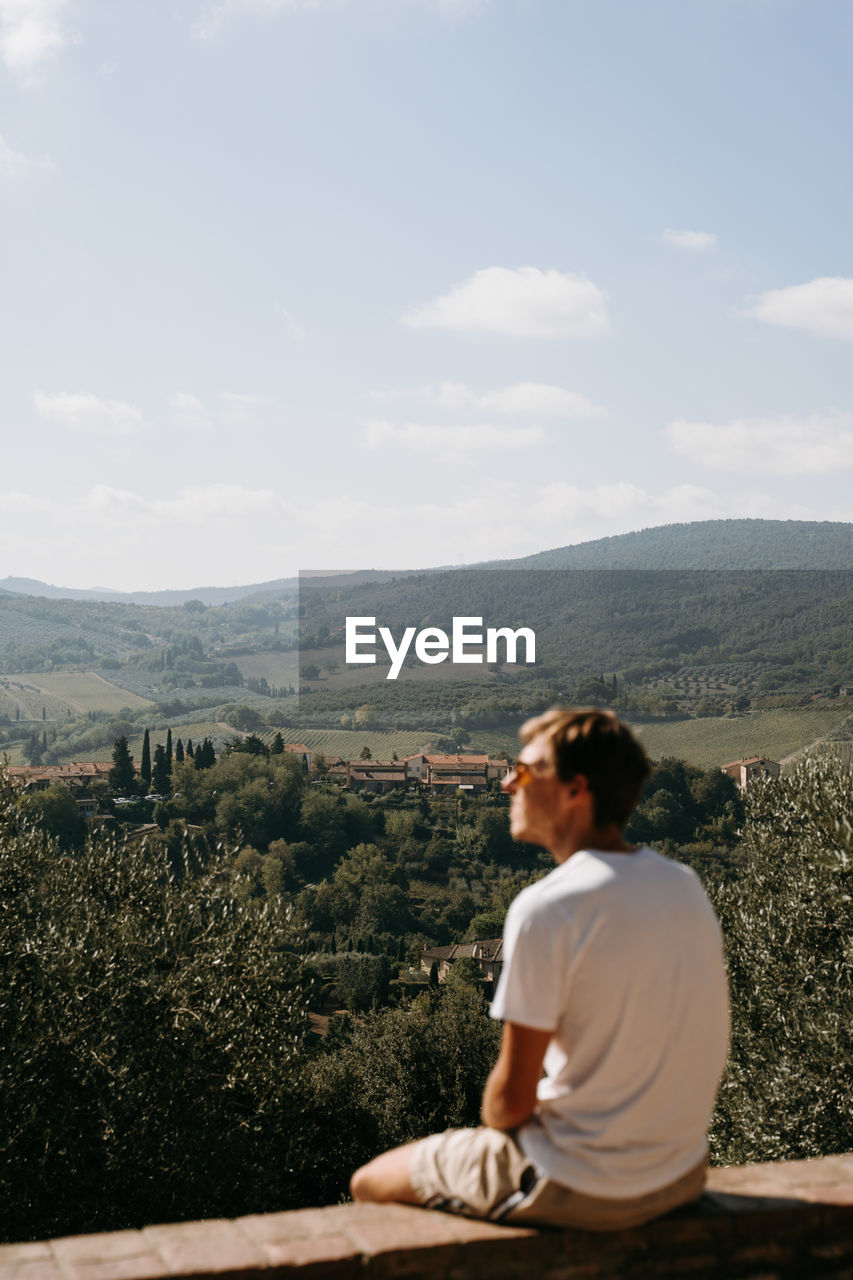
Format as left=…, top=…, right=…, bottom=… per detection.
left=496, top=518, right=853, bottom=569
left=3, top=522, right=853, bottom=770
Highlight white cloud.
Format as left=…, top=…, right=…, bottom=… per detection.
left=0, top=484, right=291, bottom=590
left=219, top=391, right=274, bottom=407
left=34, top=391, right=142, bottom=434
left=363, top=419, right=546, bottom=461
left=745, top=276, right=853, bottom=342
left=665, top=410, right=853, bottom=475
left=296, top=483, right=831, bottom=572
left=154, top=483, right=286, bottom=523
left=0, top=0, right=69, bottom=73
left=0, top=490, right=52, bottom=516
left=197, top=0, right=334, bottom=41
left=169, top=389, right=274, bottom=430
left=0, top=479, right=834, bottom=591
left=276, top=303, right=306, bottom=340
left=435, top=381, right=604, bottom=418
left=197, top=0, right=486, bottom=39
left=403, top=266, right=609, bottom=339
left=430, top=0, right=487, bottom=13
left=662, top=228, right=717, bottom=252
left=0, top=131, right=50, bottom=176
left=172, top=392, right=205, bottom=415
left=170, top=391, right=213, bottom=431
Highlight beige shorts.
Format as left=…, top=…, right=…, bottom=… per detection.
left=409, top=1126, right=707, bottom=1231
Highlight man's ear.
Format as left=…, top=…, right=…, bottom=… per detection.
left=566, top=774, right=591, bottom=800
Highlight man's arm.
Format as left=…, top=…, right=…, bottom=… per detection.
left=481, top=1020, right=553, bottom=1131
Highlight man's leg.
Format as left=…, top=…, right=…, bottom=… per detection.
left=350, top=1140, right=423, bottom=1204
left=351, top=1127, right=533, bottom=1217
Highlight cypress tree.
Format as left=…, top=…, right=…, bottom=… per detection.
left=195, top=738, right=216, bottom=770
left=140, top=729, right=152, bottom=790
left=151, top=744, right=170, bottom=795
left=166, top=728, right=173, bottom=773
left=175, top=738, right=184, bottom=765
left=109, top=736, right=136, bottom=795
left=186, top=739, right=194, bottom=759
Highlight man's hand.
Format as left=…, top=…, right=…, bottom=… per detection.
left=481, top=1020, right=553, bottom=1131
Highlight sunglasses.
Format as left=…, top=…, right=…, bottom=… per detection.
left=509, top=759, right=556, bottom=788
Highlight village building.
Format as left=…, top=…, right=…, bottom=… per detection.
left=7, top=762, right=115, bottom=819
left=720, top=756, right=781, bottom=789
left=337, top=760, right=411, bottom=793
left=403, top=753, right=511, bottom=793
left=7, top=762, right=115, bottom=790
left=280, top=743, right=312, bottom=770
left=421, top=938, right=504, bottom=991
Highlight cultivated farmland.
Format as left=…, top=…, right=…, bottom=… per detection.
left=233, top=652, right=298, bottom=688
left=1, top=672, right=153, bottom=719
left=260, top=727, right=517, bottom=760
left=634, top=704, right=851, bottom=769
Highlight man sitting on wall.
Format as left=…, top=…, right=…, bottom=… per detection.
left=350, top=706, right=730, bottom=1230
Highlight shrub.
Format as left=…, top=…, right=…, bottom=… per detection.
left=0, top=768, right=313, bottom=1242
left=709, top=757, right=853, bottom=1165
left=300, top=983, right=501, bottom=1205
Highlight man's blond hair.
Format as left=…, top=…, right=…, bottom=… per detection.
left=520, top=706, right=650, bottom=828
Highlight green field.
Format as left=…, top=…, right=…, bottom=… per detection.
left=267, top=726, right=517, bottom=760
left=233, top=652, right=298, bottom=687
left=1, top=671, right=153, bottom=720
left=292, top=710, right=849, bottom=772
left=39, top=724, right=512, bottom=768
left=634, top=704, right=850, bottom=769
left=0, top=679, right=72, bottom=724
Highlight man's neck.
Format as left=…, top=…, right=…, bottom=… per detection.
left=551, top=826, right=638, bottom=864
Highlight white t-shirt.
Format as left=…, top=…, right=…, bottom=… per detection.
left=490, top=847, right=729, bottom=1199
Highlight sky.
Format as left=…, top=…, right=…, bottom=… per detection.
left=1, top=0, right=852, bottom=591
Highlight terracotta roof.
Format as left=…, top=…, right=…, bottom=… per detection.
left=422, top=939, right=503, bottom=963
left=8, top=762, right=115, bottom=781
left=349, top=764, right=408, bottom=779
left=422, top=945, right=457, bottom=961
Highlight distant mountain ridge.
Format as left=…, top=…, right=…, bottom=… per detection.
left=0, top=576, right=300, bottom=607
left=489, top=519, right=853, bottom=570
left=3, top=519, right=853, bottom=606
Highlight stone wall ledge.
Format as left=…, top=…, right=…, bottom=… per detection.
left=4, top=1154, right=853, bottom=1280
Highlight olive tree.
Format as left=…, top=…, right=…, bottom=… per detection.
left=709, top=757, right=853, bottom=1165
left=0, top=767, right=314, bottom=1242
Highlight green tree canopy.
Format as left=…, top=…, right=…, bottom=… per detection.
left=151, top=743, right=171, bottom=795
left=18, top=782, right=86, bottom=850
left=108, top=735, right=136, bottom=794
left=140, top=729, right=152, bottom=790
left=0, top=766, right=313, bottom=1242
left=709, top=757, right=853, bottom=1165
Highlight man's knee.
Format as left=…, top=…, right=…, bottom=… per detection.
left=350, top=1162, right=374, bottom=1202
left=349, top=1142, right=421, bottom=1205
